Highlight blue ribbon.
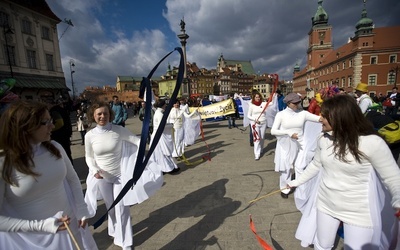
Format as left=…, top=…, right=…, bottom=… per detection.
left=93, top=47, right=185, bottom=228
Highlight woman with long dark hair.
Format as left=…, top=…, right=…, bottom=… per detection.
left=289, top=94, right=400, bottom=249
left=0, top=100, right=96, bottom=249
left=247, top=93, right=268, bottom=160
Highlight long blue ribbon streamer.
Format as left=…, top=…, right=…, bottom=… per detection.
left=93, top=47, right=185, bottom=228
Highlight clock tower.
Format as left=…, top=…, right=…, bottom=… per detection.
left=307, top=0, right=333, bottom=70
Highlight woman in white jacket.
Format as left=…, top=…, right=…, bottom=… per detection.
left=288, top=94, right=400, bottom=249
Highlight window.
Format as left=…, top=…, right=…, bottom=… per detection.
left=368, top=74, right=377, bottom=86
left=3, top=45, right=16, bottom=66
left=389, top=55, right=397, bottom=63
left=42, top=26, right=51, bottom=40
left=0, top=11, right=10, bottom=27
left=341, top=78, right=345, bottom=87
left=336, top=64, right=339, bottom=71
left=27, top=50, right=37, bottom=68
left=388, top=72, right=396, bottom=85
left=342, top=61, right=345, bottom=70
left=370, top=56, right=377, bottom=64
left=348, top=77, right=352, bottom=87
left=22, top=19, right=33, bottom=34
left=46, top=54, right=54, bottom=71
left=349, top=59, right=353, bottom=67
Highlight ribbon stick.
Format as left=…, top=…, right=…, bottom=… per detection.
left=248, top=188, right=285, bottom=204
left=249, top=215, right=273, bottom=250
left=64, top=222, right=81, bottom=250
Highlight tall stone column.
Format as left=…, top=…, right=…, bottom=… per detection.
left=177, top=19, right=190, bottom=97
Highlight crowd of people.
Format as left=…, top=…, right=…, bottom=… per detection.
left=0, top=81, right=399, bottom=249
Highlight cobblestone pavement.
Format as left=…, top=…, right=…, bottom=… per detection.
left=70, top=113, right=345, bottom=250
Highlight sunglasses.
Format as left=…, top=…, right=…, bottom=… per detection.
left=40, top=118, right=53, bottom=126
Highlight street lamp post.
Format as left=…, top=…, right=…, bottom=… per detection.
left=389, top=65, right=399, bottom=88
left=69, top=59, right=75, bottom=100
left=2, top=24, right=14, bottom=78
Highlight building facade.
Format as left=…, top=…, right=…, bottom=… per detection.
left=0, top=0, right=69, bottom=102
left=293, top=0, right=400, bottom=98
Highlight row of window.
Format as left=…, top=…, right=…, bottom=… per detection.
left=1, top=11, right=52, bottom=41
left=316, top=72, right=396, bottom=89
left=316, top=55, right=397, bottom=76
left=3, top=45, right=55, bottom=71
left=370, top=55, right=397, bottom=64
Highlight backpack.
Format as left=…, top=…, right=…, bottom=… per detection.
left=378, top=120, right=400, bottom=144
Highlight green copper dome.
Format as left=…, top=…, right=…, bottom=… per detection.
left=312, top=0, right=329, bottom=26
left=356, top=9, right=373, bottom=29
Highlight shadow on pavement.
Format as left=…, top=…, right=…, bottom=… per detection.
left=133, top=179, right=241, bottom=249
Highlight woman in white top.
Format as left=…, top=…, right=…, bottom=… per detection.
left=247, top=93, right=268, bottom=160
left=271, top=93, right=321, bottom=198
left=168, top=100, right=185, bottom=159
left=0, top=100, right=96, bottom=250
left=289, top=95, right=400, bottom=249
left=76, top=107, right=88, bottom=145
left=150, top=99, right=180, bottom=173
left=85, top=102, right=141, bottom=250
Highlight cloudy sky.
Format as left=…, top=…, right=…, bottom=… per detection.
left=46, top=0, right=400, bottom=94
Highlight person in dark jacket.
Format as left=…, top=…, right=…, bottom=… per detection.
left=227, top=95, right=239, bottom=129
left=50, top=99, right=73, bottom=163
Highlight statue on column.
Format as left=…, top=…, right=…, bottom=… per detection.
left=180, top=18, right=186, bottom=31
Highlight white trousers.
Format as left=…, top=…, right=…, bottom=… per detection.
left=250, top=122, right=267, bottom=158
left=315, top=210, right=374, bottom=250
left=97, top=176, right=133, bottom=248
left=279, top=168, right=292, bottom=194
left=172, top=127, right=185, bottom=157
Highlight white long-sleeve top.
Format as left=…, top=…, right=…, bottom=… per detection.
left=153, top=108, right=168, bottom=131
left=168, top=107, right=185, bottom=129
left=271, top=108, right=320, bottom=137
left=357, top=93, right=373, bottom=114
left=84, top=123, right=140, bottom=178
left=289, top=134, right=400, bottom=227
left=247, top=102, right=269, bottom=124
left=0, top=141, right=89, bottom=233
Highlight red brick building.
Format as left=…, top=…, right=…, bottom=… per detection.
left=293, top=0, right=400, bottom=99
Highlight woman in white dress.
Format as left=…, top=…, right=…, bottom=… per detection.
left=150, top=99, right=180, bottom=173
left=288, top=94, right=400, bottom=249
left=271, top=93, right=321, bottom=198
left=168, top=100, right=185, bottom=160
left=84, top=102, right=162, bottom=250
left=0, top=100, right=97, bottom=250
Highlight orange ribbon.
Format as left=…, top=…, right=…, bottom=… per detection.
left=249, top=215, right=273, bottom=250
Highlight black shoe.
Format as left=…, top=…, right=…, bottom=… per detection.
left=229, top=127, right=232, bottom=129
left=169, top=167, right=181, bottom=174
left=280, top=192, right=289, bottom=199
left=250, top=142, right=254, bottom=147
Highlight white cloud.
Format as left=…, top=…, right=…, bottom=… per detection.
left=46, top=0, right=400, bottom=94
